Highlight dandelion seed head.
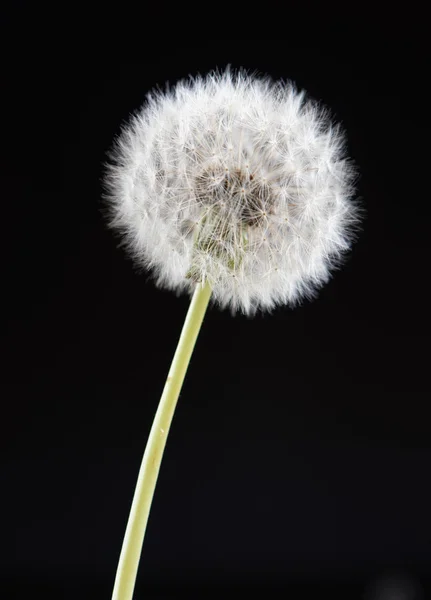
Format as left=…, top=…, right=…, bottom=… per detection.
left=105, top=68, right=359, bottom=315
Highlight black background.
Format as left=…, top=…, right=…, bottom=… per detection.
left=1, top=11, right=429, bottom=600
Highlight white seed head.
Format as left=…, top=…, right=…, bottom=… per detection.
left=105, top=69, right=359, bottom=315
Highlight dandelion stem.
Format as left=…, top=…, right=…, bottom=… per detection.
left=112, top=281, right=212, bottom=600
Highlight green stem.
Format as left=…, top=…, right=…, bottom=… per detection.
left=112, top=281, right=212, bottom=600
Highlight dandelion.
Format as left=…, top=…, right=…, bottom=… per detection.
left=105, top=68, right=359, bottom=600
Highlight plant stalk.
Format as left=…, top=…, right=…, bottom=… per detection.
left=112, top=281, right=212, bottom=600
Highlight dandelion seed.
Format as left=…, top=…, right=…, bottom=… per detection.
left=105, top=68, right=359, bottom=315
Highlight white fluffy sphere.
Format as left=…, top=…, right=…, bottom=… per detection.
left=105, top=69, right=358, bottom=315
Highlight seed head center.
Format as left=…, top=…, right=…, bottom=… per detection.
left=196, top=165, right=271, bottom=228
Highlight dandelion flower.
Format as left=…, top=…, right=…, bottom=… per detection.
left=106, top=68, right=358, bottom=315
left=105, top=68, right=360, bottom=600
